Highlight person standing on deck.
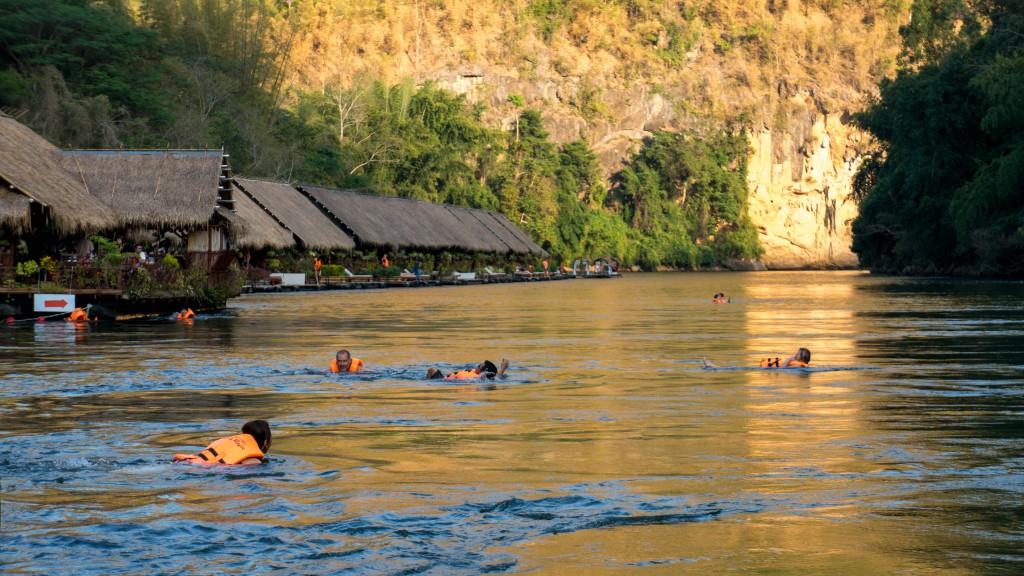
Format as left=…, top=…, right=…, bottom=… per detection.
left=381, top=254, right=389, bottom=278
left=314, top=256, right=322, bottom=285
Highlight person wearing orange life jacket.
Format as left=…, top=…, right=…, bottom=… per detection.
left=703, top=348, right=811, bottom=369
left=760, top=347, right=811, bottom=368
left=66, top=307, right=92, bottom=322
left=330, top=349, right=364, bottom=373
left=426, top=358, right=510, bottom=381
left=173, top=420, right=272, bottom=466
left=177, top=307, right=195, bottom=320
left=313, top=256, right=322, bottom=285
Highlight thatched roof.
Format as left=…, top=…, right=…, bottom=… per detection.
left=0, top=189, right=31, bottom=234
left=300, top=185, right=545, bottom=255
left=0, top=114, right=117, bottom=233
left=234, top=177, right=354, bottom=250
left=478, top=210, right=545, bottom=255
left=229, top=182, right=295, bottom=249
left=57, top=149, right=223, bottom=229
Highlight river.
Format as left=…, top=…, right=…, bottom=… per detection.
left=1, top=271, right=1022, bottom=574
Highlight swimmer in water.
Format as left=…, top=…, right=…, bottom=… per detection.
left=426, top=358, right=510, bottom=380
left=702, top=348, right=811, bottom=369
left=771, top=347, right=811, bottom=368
left=173, top=420, right=272, bottom=466
left=329, top=349, right=364, bottom=373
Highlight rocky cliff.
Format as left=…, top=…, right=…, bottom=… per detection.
left=287, top=1, right=905, bottom=269
left=747, top=97, right=872, bottom=270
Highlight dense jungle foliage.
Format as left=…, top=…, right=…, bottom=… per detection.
left=1, top=0, right=760, bottom=269
left=852, top=0, right=1024, bottom=276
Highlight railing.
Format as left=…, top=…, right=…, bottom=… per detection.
left=0, top=262, right=207, bottom=296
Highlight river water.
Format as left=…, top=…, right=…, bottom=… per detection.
left=1, top=272, right=1022, bottom=575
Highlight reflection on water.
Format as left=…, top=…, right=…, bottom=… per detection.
left=1, top=272, right=1023, bottom=574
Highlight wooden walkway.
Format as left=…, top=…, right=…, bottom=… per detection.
left=241, top=271, right=618, bottom=294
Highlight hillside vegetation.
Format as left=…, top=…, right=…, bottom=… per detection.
left=0, top=0, right=908, bottom=268
left=852, top=0, right=1024, bottom=276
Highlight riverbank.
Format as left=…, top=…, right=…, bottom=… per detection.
left=241, top=269, right=619, bottom=293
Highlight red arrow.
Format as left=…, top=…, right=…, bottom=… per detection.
left=44, top=299, right=68, bottom=307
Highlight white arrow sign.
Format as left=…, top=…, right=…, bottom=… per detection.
left=34, top=294, right=76, bottom=312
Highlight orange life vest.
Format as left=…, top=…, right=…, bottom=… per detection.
left=330, top=357, right=363, bottom=373
left=760, top=358, right=809, bottom=368
left=173, top=433, right=265, bottom=465
left=381, top=256, right=389, bottom=268
left=177, top=308, right=195, bottom=319
left=66, top=308, right=90, bottom=322
left=445, top=369, right=479, bottom=381
left=314, top=258, right=322, bottom=271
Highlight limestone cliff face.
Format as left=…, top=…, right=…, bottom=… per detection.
left=747, top=97, right=870, bottom=270
left=435, top=72, right=869, bottom=269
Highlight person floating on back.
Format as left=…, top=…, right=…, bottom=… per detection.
left=426, top=358, right=509, bottom=381
left=173, top=420, right=272, bottom=466
left=330, top=349, right=364, bottom=373
left=702, top=348, right=811, bottom=369
left=759, top=347, right=811, bottom=368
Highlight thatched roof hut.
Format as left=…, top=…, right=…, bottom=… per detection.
left=230, top=183, right=295, bottom=249
left=300, top=185, right=545, bottom=255
left=0, top=114, right=117, bottom=234
left=234, top=178, right=355, bottom=250
left=56, top=149, right=226, bottom=230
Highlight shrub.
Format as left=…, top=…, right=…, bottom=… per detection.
left=16, top=260, right=39, bottom=278
left=321, top=264, right=344, bottom=276
left=162, top=254, right=181, bottom=269
left=38, top=256, right=56, bottom=274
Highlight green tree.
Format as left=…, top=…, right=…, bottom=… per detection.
left=0, top=0, right=171, bottom=138
left=852, top=0, right=1024, bottom=275
left=612, top=130, right=761, bottom=269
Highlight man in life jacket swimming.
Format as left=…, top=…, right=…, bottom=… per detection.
left=426, top=358, right=510, bottom=381
left=330, top=349, right=364, bottom=373
left=173, top=420, right=272, bottom=466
